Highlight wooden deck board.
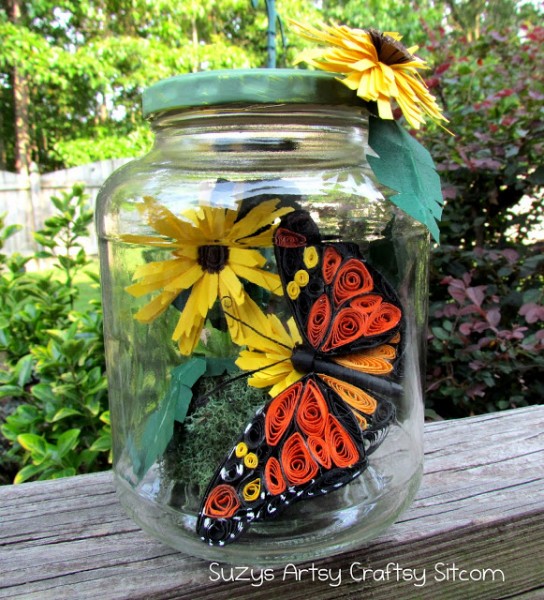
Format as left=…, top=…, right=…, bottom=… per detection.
left=1, top=405, right=543, bottom=599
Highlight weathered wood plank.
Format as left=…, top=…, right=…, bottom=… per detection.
left=1, top=405, right=543, bottom=600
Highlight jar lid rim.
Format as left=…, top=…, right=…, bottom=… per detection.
left=142, top=69, right=367, bottom=117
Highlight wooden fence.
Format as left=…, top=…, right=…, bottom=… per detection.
left=0, top=158, right=133, bottom=258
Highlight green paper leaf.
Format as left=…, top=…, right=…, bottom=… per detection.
left=127, top=357, right=207, bottom=479
left=367, top=117, right=444, bottom=242
left=133, top=395, right=176, bottom=479
left=166, top=358, right=207, bottom=423
left=204, top=357, right=238, bottom=377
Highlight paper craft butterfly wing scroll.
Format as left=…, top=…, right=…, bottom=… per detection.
left=274, top=210, right=403, bottom=358
left=196, top=374, right=368, bottom=545
left=197, top=210, right=404, bottom=546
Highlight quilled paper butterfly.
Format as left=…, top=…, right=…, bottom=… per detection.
left=196, top=210, right=404, bottom=546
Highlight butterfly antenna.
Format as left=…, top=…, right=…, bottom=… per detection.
left=220, top=296, right=293, bottom=351
left=193, top=356, right=292, bottom=405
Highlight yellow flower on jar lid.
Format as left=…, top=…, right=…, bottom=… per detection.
left=291, top=20, right=448, bottom=130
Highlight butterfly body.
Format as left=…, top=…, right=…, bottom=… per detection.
left=196, top=210, right=404, bottom=546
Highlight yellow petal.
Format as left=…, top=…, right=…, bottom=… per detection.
left=133, top=290, right=178, bottom=323
left=269, top=369, right=303, bottom=397
left=163, top=262, right=204, bottom=293
left=120, top=234, right=182, bottom=249
left=140, top=196, right=206, bottom=245
left=126, top=261, right=194, bottom=297
left=351, top=57, right=377, bottom=72
left=229, top=247, right=266, bottom=268
left=171, top=288, right=207, bottom=354
left=175, top=314, right=206, bottom=355
left=218, top=265, right=244, bottom=304
left=342, top=71, right=363, bottom=91
left=377, top=97, right=394, bottom=121
left=191, top=273, right=219, bottom=317
left=222, top=288, right=269, bottom=347
left=230, top=263, right=283, bottom=296
left=132, top=258, right=189, bottom=281
left=228, top=200, right=292, bottom=245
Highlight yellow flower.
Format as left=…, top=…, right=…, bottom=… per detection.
left=236, top=314, right=303, bottom=397
left=123, top=196, right=292, bottom=355
left=291, top=21, right=447, bottom=130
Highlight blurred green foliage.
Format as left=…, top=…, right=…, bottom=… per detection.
left=420, top=23, right=544, bottom=418
left=0, top=187, right=110, bottom=484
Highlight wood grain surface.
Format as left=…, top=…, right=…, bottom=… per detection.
left=1, top=405, right=543, bottom=599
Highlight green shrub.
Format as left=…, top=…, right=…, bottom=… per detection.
left=420, top=23, right=544, bottom=418
left=0, top=185, right=110, bottom=483
left=427, top=244, right=544, bottom=418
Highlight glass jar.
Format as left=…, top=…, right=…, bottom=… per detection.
left=96, top=69, right=429, bottom=566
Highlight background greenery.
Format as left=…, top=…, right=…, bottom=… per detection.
left=0, top=0, right=542, bottom=483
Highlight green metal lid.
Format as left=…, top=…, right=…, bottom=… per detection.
left=142, top=69, right=364, bottom=117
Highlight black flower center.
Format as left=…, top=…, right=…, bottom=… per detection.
left=198, top=244, right=230, bottom=273
left=368, top=29, right=413, bottom=66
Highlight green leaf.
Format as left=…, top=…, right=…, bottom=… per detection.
left=17, top=433, right=47, bottom=457
left=49, top=468, right=77, bottom=479
left=431, top=326, right=450, bottom=341
left=1, top=223, right=22, bottom=240
left=14, top=464, right=46, bottom=484
left=33, top=232, right=56, bottom=248
left=168, top=358, right=207, bottom=423
left=204, top=357, right=238, bottom=377
left=89, top=434, right=111, bottom=452
left=31, top=383, right=58, bottom=404
left=528, top=165, right=544, bottom=185
left=0, top=385, right=24, bottom=399
left=128, top=357, right=206, bottom=479
left=84, top=396, right=101, bottom=417
left=51, top=407, right=82, bottom=422
left=15, top=354, right=34, bottom=387
left=56, top=429, right=80, bottom=457
left=367, top=117, right=443, bottom=242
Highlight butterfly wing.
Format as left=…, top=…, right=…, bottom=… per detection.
left=274, top=210, right=403, bottom=464
left=197, top=374, right=372, bottom=546
left=274, top=210, right=402, bottom=356
left=197, top=210, right=404, bottom=546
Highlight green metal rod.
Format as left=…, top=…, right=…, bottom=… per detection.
left=265, top=0, right=276, bottom=68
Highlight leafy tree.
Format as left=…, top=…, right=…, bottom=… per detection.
left=0, top=0, right=319, bottom=173
left=320, top=0, right=445, bottom=45
left=421, top=23, right=544, bottom=248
